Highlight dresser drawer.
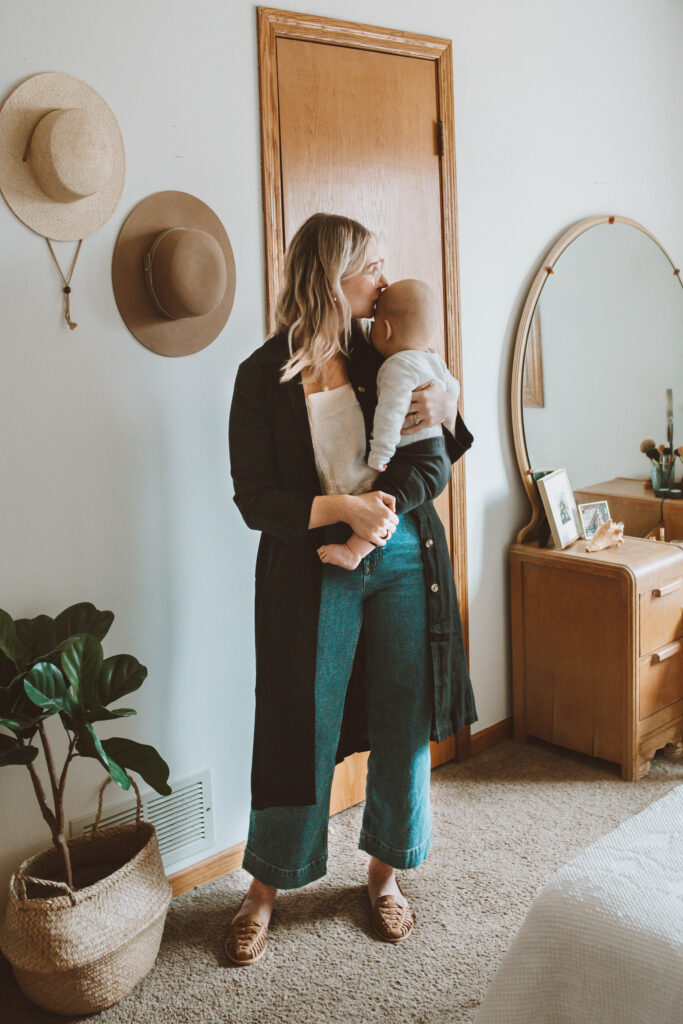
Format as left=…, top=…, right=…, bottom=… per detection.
left=639, top=640, right=683, bottom=720
left=639, top=578, right=683, bottom=654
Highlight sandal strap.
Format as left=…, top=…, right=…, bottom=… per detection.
left=226, top=913, right=269, bottom=955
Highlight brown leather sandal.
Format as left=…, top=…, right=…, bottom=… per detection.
left=370, top=878, right=415, bottom=943
left=225, top=911, right=269, bottom=965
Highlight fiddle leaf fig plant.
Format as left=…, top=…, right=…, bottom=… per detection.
left=0, top=602, right=171, bottom=888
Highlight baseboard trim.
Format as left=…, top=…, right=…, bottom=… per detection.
left=168, top=844, right=246, bottom=897
left=167, top=716, right=513, bottom=897
left=470, top=717, right=512, bottom=757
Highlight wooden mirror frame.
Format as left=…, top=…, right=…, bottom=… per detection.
left=511, top=214, right=682, bottom=544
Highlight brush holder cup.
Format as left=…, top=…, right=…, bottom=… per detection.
left=652, top=457, right=682, bottom=498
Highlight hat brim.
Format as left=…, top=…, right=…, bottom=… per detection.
left=111, top=190, right=236, bottom=357
left=0, top=72, right=125, bottom=240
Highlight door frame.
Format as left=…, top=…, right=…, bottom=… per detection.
left=257, top=6, right=471, bottom=760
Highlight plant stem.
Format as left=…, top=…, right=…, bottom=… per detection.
left=55, top=832, right=74, bottom=889
left=38, top=722, right=60, bottom=808
left=28, top=729, right=76, bottom=888
left=24, top=757, right=57, bottom=834
left=57, top=735, right=77, bottom=806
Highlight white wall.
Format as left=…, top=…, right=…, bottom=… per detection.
left=1, top=0, right=682, bottom=901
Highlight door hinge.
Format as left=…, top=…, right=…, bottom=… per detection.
left=436, top=120, right=445, bottom=157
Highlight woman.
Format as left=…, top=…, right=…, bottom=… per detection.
left=227, top=213, right=477, bottom=965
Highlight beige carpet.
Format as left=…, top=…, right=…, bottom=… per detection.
left=1, top=738, right=681, bottom=1024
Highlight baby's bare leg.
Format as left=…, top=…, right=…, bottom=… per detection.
left=317, top=533, right=375, bottom=570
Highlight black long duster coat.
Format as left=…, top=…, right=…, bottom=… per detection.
left=229, top=323, right=477, bottom=810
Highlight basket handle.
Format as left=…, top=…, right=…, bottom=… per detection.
left=17, top=874, right=77, bottom=907
left=92, top=775, right=143, bottom=836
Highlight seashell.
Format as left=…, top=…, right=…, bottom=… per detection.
left=585, top=517, right=625, bottom=551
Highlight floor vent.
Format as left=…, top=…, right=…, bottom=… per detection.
left=70, top=768, right=214, bottom=869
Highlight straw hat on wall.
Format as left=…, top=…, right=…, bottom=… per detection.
left=112, top=190, right=236, bottom=357
left=0, top=72, right=125, bottom=241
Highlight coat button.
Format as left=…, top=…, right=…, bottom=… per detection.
left=430, top=583, right=439, bottom=593
left=357, top=385, right=366, bottom=393
left=425, top=538, right=433, bottom=548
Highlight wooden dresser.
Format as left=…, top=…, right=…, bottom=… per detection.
left=510, top=537, right=683, bottom=779
left=573, top=477, right=683, bottom=541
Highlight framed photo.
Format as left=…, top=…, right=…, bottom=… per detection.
left=578, top=500, right=611, bottom=540
left=536, top=468, right=581, bottom=549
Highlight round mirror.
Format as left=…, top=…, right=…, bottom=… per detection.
left=512, top=216, right=683, bottom=541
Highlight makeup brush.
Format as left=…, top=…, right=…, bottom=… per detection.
left=640, top=439, right=660, bottom=462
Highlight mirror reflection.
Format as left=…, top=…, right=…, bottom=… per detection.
left=522, top=222, right=683, bottom=493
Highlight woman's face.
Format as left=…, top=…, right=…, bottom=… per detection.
left=340, top=238, right=388, bottom=319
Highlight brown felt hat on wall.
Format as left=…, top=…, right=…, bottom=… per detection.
left=0, top=72, right=125, bottom=240
left=112, top=190, right=236, bottom=357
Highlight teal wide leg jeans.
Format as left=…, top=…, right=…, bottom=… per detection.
left=241, top=514, right=433, bottom=889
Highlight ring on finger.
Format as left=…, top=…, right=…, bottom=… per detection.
left=413, top=412, right=420, bottom=426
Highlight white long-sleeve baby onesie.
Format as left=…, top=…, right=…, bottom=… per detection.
left=367, top=349, right=461, bottom=471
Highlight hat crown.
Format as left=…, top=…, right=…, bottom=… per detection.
left=28, top=107, right=113, bottom=203
left=147, top=228, right=228, bottom=319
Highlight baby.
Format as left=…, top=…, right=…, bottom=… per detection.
left=317, top=278, right=460, bottom=570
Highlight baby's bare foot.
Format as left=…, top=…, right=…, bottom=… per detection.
left=317, top=543, right=362, bottom=570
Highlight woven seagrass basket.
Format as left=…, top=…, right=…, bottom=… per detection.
left=0, top=780, right=172, bottom=1015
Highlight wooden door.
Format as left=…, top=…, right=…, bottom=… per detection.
left=258, top=8, right=471, bottom=811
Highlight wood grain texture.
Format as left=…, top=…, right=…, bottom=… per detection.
left=470, top=717, right=512, bottom=757
left=257, top=7, right=471, bottom=804
left=521, top=311, right=544, bottom=408
left=510, top=539, right=683, bottom=780
left=574, top=477, right=664, bottom=540
left=167, top=842, right=245, bottom=898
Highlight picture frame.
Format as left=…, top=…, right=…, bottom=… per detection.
left=536, top=468, right=581, bottom=549
left=578, top=500, right=611, bottom=540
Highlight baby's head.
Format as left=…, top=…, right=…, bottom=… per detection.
left=370, top=279, right=439, bottom=359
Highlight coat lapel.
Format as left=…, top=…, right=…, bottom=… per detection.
left=285, top=372, right=318, bottom=476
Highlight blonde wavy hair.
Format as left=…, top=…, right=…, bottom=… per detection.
left=276, top=212, right=372, bottom=384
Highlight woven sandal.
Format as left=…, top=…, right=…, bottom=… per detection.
left=370, top=878, right=415, bottom=943
left=225, top=911, right=269, bottom=965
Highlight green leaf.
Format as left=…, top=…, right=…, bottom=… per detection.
left=0, top=716, right=24, bottom=730
left=0, top=609, right=27, bottom=668
left=14, top=615, right=58, bottom=663
left=76, top=724, right=131, bottom=790
left=87, top=706, right=137, bottom=723
left=23, top=662, right=68, bottom=704
left=0, top=711, right=51, bottom=733
left=0, top=734, right=39, bottom=766
left=13, top=605, right=113, bottom=665
left=53, top=604, right=114, bottom=644
left=102, top=737, right=172, bottom=796
left=7, top=672, right=51, bottom=731
left=61, top=635, right=103, bottom=711
left=22, top=662, right=79, bottom=723
left=97, top=655, right=147, bottom=707
left=0, top=649, right=17, bottom=688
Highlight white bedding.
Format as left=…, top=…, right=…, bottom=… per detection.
left=475, top=785, right=683, bottom=1024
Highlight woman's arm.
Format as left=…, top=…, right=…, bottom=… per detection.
left=401, top=380, right=473, bottom=463
left=229, top=357, right=398, bottom=547
left=401, top=380, right=457, bottom=438
left=310, top=492, right=398, bottom=545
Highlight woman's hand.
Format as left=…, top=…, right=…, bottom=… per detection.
left=400, top=380, right=458, bottom=437
left=345, top=492, right=398, bottom=546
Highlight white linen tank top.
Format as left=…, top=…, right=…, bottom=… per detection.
left=305, top=383, right=377, bottom=496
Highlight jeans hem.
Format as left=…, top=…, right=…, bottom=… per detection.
left=358, top=827, right=433, bottom=870
left=241, top=846, right=327, bottom=889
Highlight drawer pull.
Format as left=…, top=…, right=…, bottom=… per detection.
left=651, top=641, right=682, bottom=664
left=652, top=579, right=682, bottom=598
